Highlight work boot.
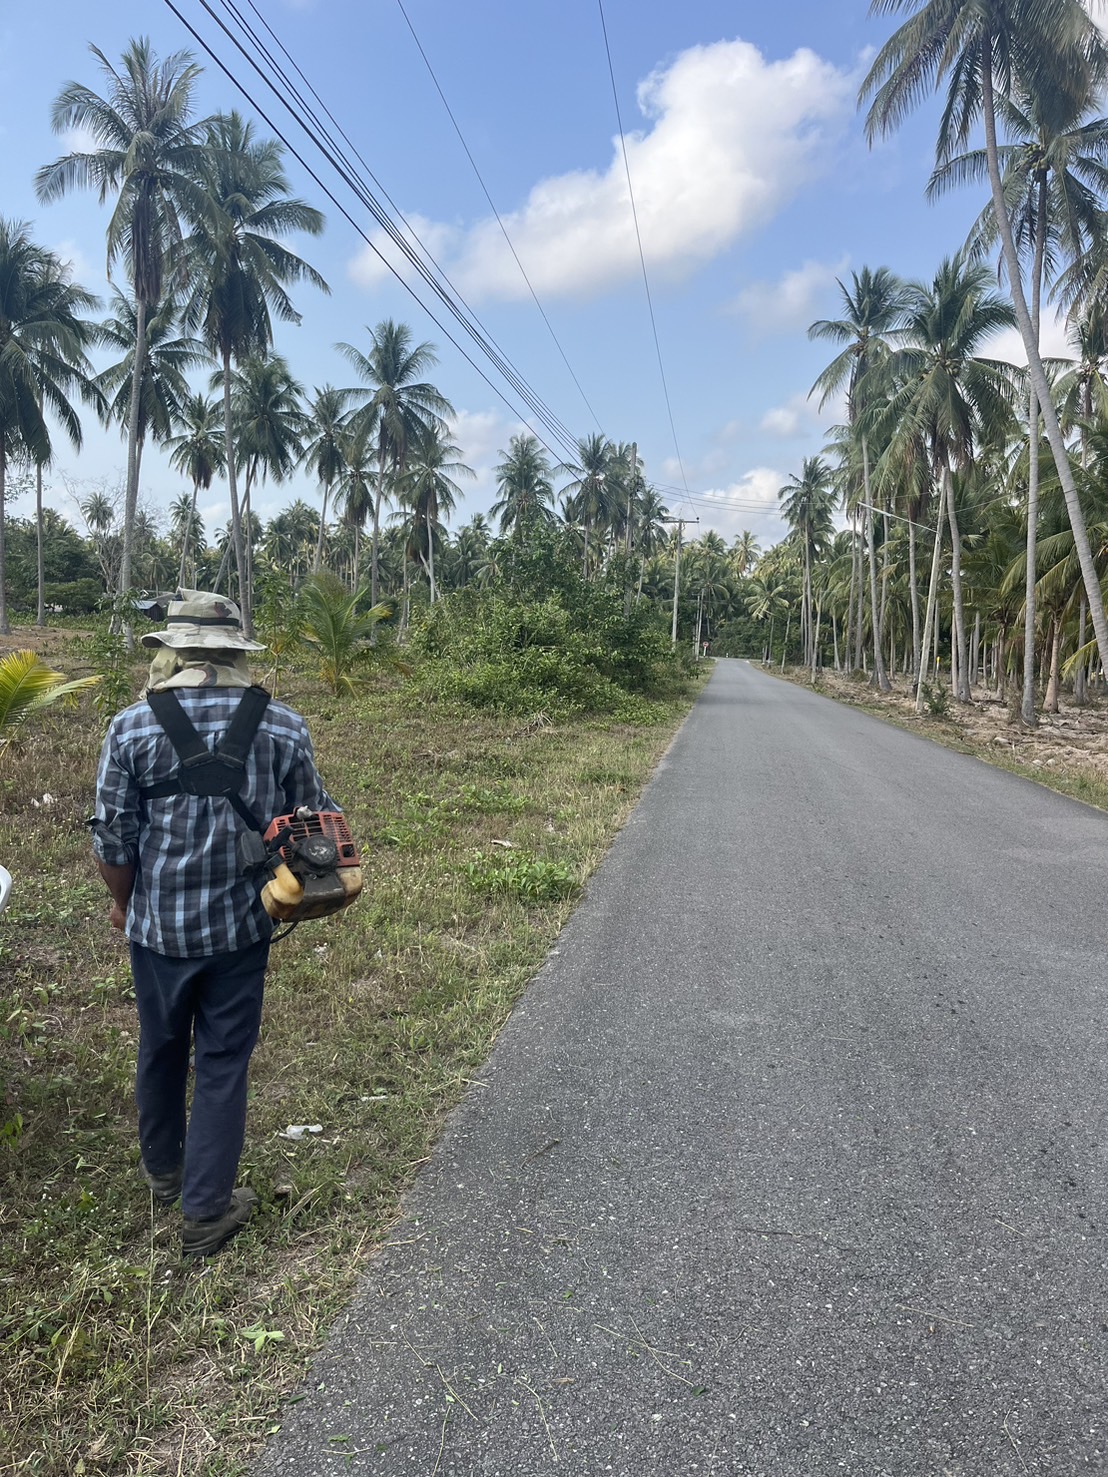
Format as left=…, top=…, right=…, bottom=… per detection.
left=182, top=1187, right=258, bottom=1258
left=142, top=1162, right=183, bottom=1207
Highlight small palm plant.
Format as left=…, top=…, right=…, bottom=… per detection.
left=0, top=650, right=100, bottom=763
left=298, top=573, right=391, bottom=695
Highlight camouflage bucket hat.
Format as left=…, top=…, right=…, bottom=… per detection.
left=140, top=589, right=265, bottom=652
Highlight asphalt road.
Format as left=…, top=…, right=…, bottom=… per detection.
left=258, top=659, right=1108, bottom=1476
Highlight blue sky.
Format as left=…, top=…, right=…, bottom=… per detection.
left=0, top=0, right=1040, bottom=553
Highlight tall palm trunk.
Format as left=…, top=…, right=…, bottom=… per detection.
left=0, top=443, right=9, bottom=635
left=863, top=440, right=890, bottom=690
left=177, top=480, right=201, bottom=591
left=1044, top=614, right=1062, bottom=712
left=981, top=54, right=1108, bottom=679
left=845, top=508, right=858, bottom=672
left=1021, top=171, right=1049, bottom=726
left=916, top=479, right=947, bottom=713
left=221, top=349, right=250, bottom=630
left=313, top=482, right=330, bottom=574
left=1076, top=596, right=1088, bottom=704
left=944, top=461, right=970, bottom=701
left=35, top=461, right=45, bottom=627
left=908, top=516, right=921, bottom=677
left=118, top=298, right=147, bottom=634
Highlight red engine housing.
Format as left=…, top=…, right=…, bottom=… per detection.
left=263, top=810, right=360, bottom=868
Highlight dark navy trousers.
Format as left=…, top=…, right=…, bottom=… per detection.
left=130, top=939, right=269, bottom=1220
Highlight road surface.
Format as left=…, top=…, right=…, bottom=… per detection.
left=258, top=659, right=1108, bottom=1476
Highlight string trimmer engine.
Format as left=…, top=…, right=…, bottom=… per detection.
left=240, top=808, right=363, bottom=924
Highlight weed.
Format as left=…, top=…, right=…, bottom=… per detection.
left=463, top=850, right=579, bottom=903
left=919, top=681, right=952, bottom=719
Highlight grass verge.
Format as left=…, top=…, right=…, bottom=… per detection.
left=0, top=643, right=701, bottom=1475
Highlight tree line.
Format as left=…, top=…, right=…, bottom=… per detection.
left=752, top=0, right=1108, bottom=722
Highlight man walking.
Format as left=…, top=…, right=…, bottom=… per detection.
left=90, top=591, right=340, bottom=1257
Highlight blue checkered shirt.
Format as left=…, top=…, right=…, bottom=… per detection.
left=92, top=688, right=339, bottom=958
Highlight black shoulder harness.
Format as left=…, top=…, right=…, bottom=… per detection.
left=139, top=686, right=271, bottom=831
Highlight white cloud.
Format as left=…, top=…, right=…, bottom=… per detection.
left=51, top=238, right=98, bottom=289
left=670, top=466, right=787, bottom=541
left=985, top=308, right=1071, bottom=369
left=348, top=38, right=852, bottom=302
left=735, top=256, right=850, bottom=335
left=348, top=214, right=463, bottom=292
left=760, top=386, right=845, bottom=438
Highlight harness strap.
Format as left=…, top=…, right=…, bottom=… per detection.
left=140, top=686, right=271, bottom=831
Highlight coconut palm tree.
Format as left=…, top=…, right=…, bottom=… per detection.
left=861, top=0, right=1108, bottom=696
left=303, top=384, right=352, bottom=575
left=809, top=265, right=910, bottom=685
left=929, top=88, right=1108, bottom=724
left=180, top=109, right=327, bottom=631
left=490, top=434, right=555, bottom=539
left=226, top=354, right=306, bottom=612
left=166, top=391, right=223, bottom=588
left=560, top=433, right=615, bottom=579
left=399, top=426, right=473, bottom=602
left=338, top=319, right=452, bottom=612
left=0, top=221, right=100, bottom=633
left=96, top=289, right=209, bottom=492
left=732, top=530, right=761, bottom=576
left=334, top=425, right=376, bottom=592
left=879, top=255, right=1018, bottom=707
left=779, top=456, right=836, bottom=677
left=36, top=38, right=206, bottom=617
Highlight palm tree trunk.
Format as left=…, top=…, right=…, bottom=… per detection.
left=916, top=479, right=947, bottom=714
left=832, top=608, right=840, bottom=670
left=313, top=482, right=330, bottom=574
left=845, top=508, right=857, bottom=672
left=0, top=444, right=9, bottom=635
left=427, top=518, right=438, bottom=604
left=909, top=514, right=921, bottom=678
left=811, top=596, right=822, bottom=682
left=1076, top=596, right=1088, bottom=704
left=119, top=297, right=147, bottom=640
left=221, top=351, right=250, bottom=631
left=1044, top=615, right=1062, bottom=713
left=178, top=479, right=201, bottom=592
left=35, top=461, right=45, bottom=627
left=781, top=609, right=791, bottom=670
left=863, top=440, right=890, bottom=691
left=980, top=53, right=1108, bottom=682
left=944, top=462, right=970, bottom=702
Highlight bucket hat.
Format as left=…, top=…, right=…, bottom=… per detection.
left=140, top=590, right=265, bottom=651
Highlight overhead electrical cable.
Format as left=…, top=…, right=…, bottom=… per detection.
left=227, top=0, right=581, bottom=454
left=394, top=0, right=605, bottom=437
left=161, top=0, right=580, bottom=463
left=217, top=0, right=581, bottom=456
left=596, top=0, right=692, bottom=511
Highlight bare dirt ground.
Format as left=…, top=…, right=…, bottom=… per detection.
left=783, top=665, right=1108, bottom=801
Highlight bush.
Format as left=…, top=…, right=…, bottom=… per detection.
left=409, top=582, right=684, bottom=717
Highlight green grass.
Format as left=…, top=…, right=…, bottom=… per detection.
left=0, top=641, right=701, bottom=1475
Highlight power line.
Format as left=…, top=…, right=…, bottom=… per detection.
left=220, top=0, right=580, bottom=456
left=394, top=0, right=605, bottom=437
left=161, top=0, right=581, bottom=463
left=596, top=0, right=690, bottom=498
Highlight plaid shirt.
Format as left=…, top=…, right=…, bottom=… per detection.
left=92, top=688, right=338, bottom=958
